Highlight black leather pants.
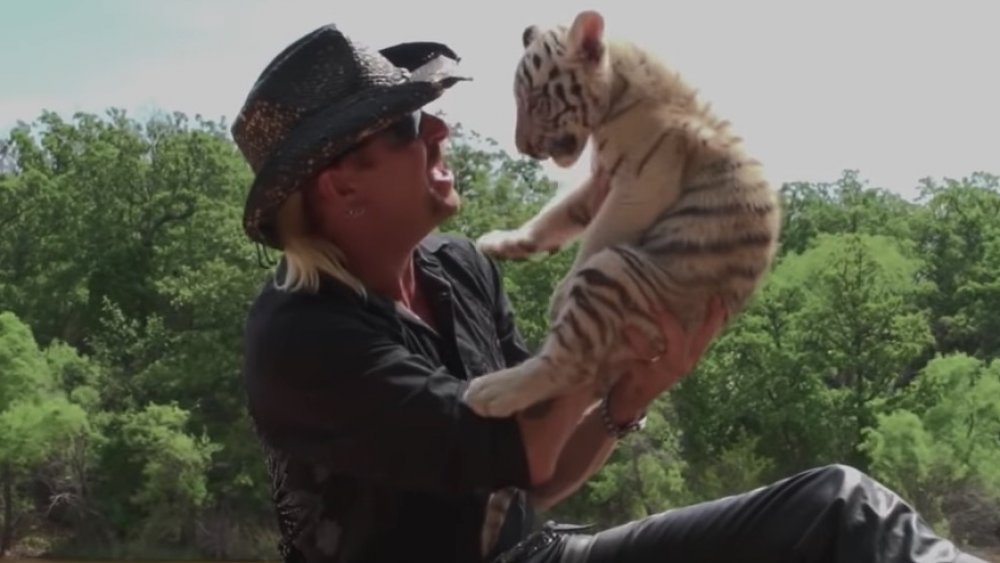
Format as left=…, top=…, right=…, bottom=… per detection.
left=498, top=464, right=988, bottom=563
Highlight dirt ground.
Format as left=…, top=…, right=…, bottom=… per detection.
left=968, top=546, right=1000, bottom=562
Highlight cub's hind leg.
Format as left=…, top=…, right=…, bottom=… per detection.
left=463, top=245, right=670, bottom=417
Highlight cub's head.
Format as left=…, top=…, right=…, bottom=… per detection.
left=513, top=10, right=613, bottom=168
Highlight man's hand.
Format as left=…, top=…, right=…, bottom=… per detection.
left=606, top=297, right=728, bottom=425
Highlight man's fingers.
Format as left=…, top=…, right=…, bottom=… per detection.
left=623, top=295, right=727, bottom=371
left=622, top=325, right=655, bottom=360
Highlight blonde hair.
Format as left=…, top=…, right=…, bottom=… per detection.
left=271, top=190, right=366, bottom=296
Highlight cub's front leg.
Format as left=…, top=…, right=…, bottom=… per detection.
left=463, top=356, right=558, bottom=417
left=476, top=166, right=611, bottom=261
left=570, top=131, right=689, bottom=271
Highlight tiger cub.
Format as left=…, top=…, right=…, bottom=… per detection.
left=462, top=9, right=781, bottom=418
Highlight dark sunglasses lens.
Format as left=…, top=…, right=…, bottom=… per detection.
left=385, top=111, right=421, bottom=144
left=335, top=111, right=422, bottom=159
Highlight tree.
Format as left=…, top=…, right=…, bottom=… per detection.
left=1, top=105, right=997, bottom=557
left=861, top=353, right=1000, bottom=543
left=0, top=312, right=91, bottom=556
left=673, top=232, right=935, bottom=492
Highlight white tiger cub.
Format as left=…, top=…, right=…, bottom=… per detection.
left=463, top=9, right=782, bottom=418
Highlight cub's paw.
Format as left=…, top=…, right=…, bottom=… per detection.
left=476, top=229, right=540, bottom=261
left=463, top=369, right=537, bottom=418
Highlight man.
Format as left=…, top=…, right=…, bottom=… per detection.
left=234, top=23, right=985, bottom=563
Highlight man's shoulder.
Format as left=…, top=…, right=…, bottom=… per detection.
left=420, top=231, right=476, bottom=256
left=421, top=232, right=499, bottom=273
left=244, top=269, right=381, bottom=347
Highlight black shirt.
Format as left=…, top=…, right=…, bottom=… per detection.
left=242, top=233, right=536, bottom=562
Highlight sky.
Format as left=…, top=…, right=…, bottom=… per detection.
left=2, top=0, right=997, bottom=200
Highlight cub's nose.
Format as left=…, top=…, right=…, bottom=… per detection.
left=523, top=141, right=544, bottom=159
left=516, top=136, right=544, bottom=159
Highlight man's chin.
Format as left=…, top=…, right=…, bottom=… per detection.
left=428, top=189, right=461, bottom=220
left=436, top=197, right=461, bottom=220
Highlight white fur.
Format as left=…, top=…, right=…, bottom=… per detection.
left=466, top=10, right=781, bottom=418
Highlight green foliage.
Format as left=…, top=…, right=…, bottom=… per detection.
left=0, top=312, right=94, bottom=555
left=777, top=170, right=918, bottom=257
left=0, top=311, right=56, bottom=409
left=672, top=230, right=937, bottom=486
left=116, top=404, right=220, bottom=545
left=0, top=109, right=268, bottom=559
left=546, top=402, right=692, bottom=527
left=859, top=354, right=1000, bottom=543
left=0, top=106, right=997, bottom=557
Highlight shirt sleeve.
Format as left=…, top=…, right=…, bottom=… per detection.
left=244, top=301, right=533, bottom=494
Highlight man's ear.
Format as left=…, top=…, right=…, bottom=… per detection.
left=315, top=163, right=361, bottom=207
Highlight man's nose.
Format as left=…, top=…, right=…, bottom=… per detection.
left=420, top=112, right=449, bottom=143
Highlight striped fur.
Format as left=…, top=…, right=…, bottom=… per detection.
left=468, top=10, right=781, bottom=556
left=467, top=8, right=780, bottom=415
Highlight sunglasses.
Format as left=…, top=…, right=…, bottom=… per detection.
left=380, top=110, right=423, bottom=146
left=334, top=110, right=423, bottom=162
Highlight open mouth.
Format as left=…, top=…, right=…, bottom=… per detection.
left=548, top=134, right=583, bottom=167
left=428, top=143, right=454, bottom=191
left=550, top=134, right=579, bottom=157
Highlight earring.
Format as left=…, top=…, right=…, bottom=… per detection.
left=347, top=207, right=365, bottom=218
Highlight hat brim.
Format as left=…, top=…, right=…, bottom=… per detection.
left=242, top=44, right=467, bottom=249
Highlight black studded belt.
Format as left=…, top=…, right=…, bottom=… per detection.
left=492, top=521, right=595, bottom=563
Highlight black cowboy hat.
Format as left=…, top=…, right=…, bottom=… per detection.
left=231, top=24, right=469, bottom=249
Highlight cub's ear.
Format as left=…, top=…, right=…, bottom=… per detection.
left=522, top=25, right=541, bottom=48
left=568, top=10, right=605, bottom=64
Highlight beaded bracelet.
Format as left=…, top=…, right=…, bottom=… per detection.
left=599, top=395, right=647, bottom=439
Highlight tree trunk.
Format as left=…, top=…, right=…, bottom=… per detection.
left=1, top=461, right=14, bottom=557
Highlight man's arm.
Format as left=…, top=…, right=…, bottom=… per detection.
left=484, top=248, right=640, bottom=495
left=514, top=388, right=598, bottom=488
left=486, top=243, right=724, bottom=507
left=245, top=294, right=595, bottom=492
left=525, top=384, right=646, bottom=509
left=528, top=300, right=729, bottom=508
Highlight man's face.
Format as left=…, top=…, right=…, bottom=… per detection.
left=317, top=111, right=459, bottom=248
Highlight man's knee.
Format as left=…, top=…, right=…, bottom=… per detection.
left=810, top=463, right=866, bottom=485
left=798, top=463, right=888, bottom=507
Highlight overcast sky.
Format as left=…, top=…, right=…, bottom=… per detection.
left=2, top=0, right=997, bottom=200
